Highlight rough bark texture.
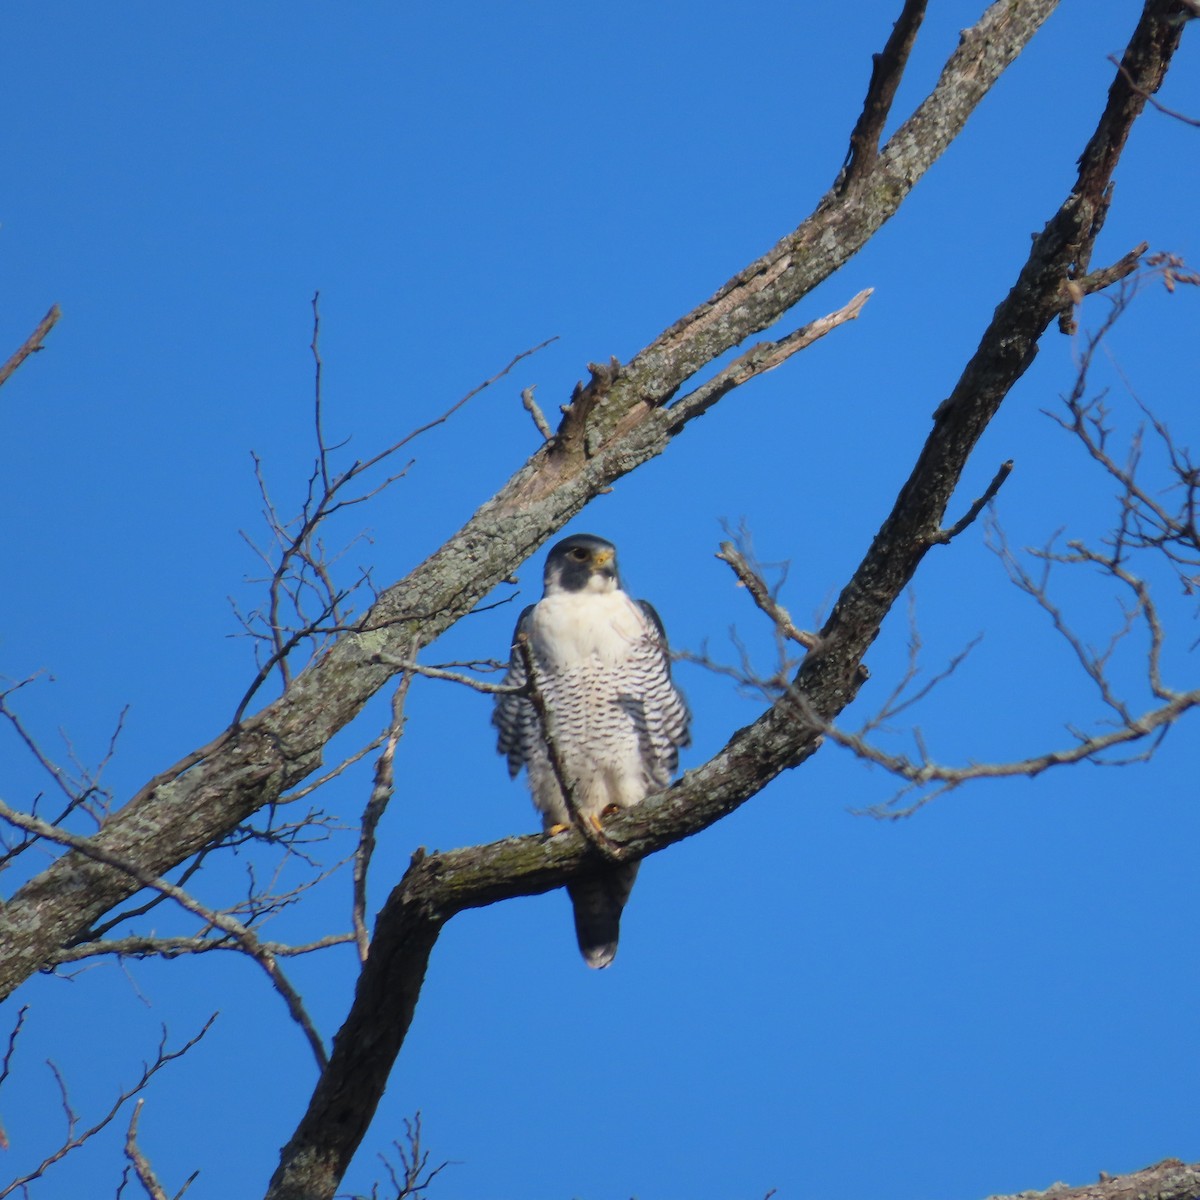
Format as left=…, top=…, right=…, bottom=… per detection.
left=986, top=1159, right=1200, bottom=1200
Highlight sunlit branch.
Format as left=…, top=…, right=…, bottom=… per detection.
left=826, top=690, right=1195, bottom=819
left=52, top=931, right=354, bottom=966
left=369, top=654, right=525, bottom=695
left=354, top=649, right=417, bottom=962
left=0, top=304, right=60, bottom=391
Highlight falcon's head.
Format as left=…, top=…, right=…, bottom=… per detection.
left=543, top=534, right=621, bottom=595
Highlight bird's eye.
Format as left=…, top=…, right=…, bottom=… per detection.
left=569, top=547, right=589, bottom=561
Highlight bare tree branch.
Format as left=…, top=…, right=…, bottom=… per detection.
left=0, top=799, right=328, bottom=1070
left=0, top=1005, right=29, bottom=1152
left=715, top=539, right=822, bottom=652
left=839, top=0, right=928, bottom=189
left=230, top=332, right=559, bottom=724
left=0, top=305, right=60, bottom=391
left=368, top=655, right=522, bottom=695
left=520, top=386, right=553, bottom=441
left=0, top=1017, right=215, bottom=1200
left=1107, top=51, right=1200, bottom=125
left=353, top=651, right=417, bottom=963
left=828, top=688, right=1194, bottom=819
left=0, top=7, right=1191, bottom=1200
left=50, top=931, right=354, bottom=966
left=372, top=1113, right=449, bottom=1200
left=926, top=459, right=1014, bottom=545
left=986, top=1158, right=1200, bottom=1200
left=124, top=1101, right=173, bottom=1200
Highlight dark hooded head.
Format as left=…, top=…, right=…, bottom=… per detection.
left=543, top=534, right=620, bottom=595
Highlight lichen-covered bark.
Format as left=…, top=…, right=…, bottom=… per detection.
left=987, top=1159, right=1200, bottom=1200
left=0, top=0, right=1065, bottom=1005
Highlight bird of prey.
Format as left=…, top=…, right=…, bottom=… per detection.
left=493, top=533, right=691, bottom=968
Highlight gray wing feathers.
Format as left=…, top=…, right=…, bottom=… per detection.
left=633, top=599, right=691, bottom=781
left=492, top=606, right=538, bottom=778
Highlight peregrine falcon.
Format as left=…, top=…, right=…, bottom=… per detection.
left=493, top=534, right=691, bottom=968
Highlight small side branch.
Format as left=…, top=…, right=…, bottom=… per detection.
left=232, top=334, right=558, bottom=722
left=123, top=1100, right=193, bottom=1200
left=50, top=932, right=354, bottom=966
left=829, top=683, right=1198, bottom=819
left=521, top=386, right=553, bottom=441
left=0, top=305, right=61, bottom=391
left=715, top=542, right=820, bottom=651
left=1107, top=52, right=1200, bottom=126
left=370, top=654, right=523, bottom=695
left=668, top=290, right=872, bottom=428
left=0, top=1005, right=29, bottom=1152
left=354, top=651, right=417, bottom=962
left=925, top=459, right=1013, bottom=545
left=377, top=1112, right=450, bottom=1200
left=839, top=0, right=928, bottom=190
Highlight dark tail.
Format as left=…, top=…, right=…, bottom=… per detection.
left=567, top=861, right=640, bottom=969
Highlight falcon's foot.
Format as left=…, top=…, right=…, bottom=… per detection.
left=594, top=802, right=625, bottom=827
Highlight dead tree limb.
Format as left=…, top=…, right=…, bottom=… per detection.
left=0, top=305, right=60, bottom=391
left=985, top=1159, right=1200, bottom=1200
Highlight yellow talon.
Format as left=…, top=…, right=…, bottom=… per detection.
left=546, top=822, right=569, bottom=836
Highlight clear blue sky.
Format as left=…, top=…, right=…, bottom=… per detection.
left=2, top=3, right=1198, bottom=1198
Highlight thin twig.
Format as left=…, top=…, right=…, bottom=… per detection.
left=0, top=1017, right=216, bottom=1200
left=0, top=799, right=328, bottom=1071
left=124, top=1101, right=170, bottom=1200
left=312, top=292, right=331, bottom=494
left=925, top=459, right=1013, bottom=545
left=667, top=290, right=873, bottom=427
left=50, top=931, right=354, bottom=965
left=1107, top=52, right=1200, bottom=126
left=825, top=687, right=1196, bottom=819
left=715, top=542, right=821, bottom=651
left=278, top=733, right=390, bottom=805
left=370, top=654, right=525, bottom=695
left=840, top=0, right=928, bottom=189
left=233, top=336, right=558, bottom=721
left=354, top=644, right=417, bottom=962
left=521, top=386, right=553, bottom=441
